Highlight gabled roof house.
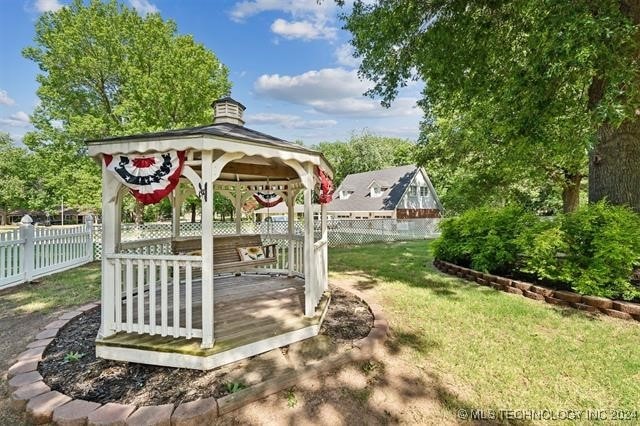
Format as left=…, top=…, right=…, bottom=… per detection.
left=328, top=164, right=443, bottom=219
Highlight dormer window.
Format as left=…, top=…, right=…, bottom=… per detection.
left=339, top=190, right=353, bottom=200
left=368, top=180, right=387, bottom=198
left=370, top=184, right=382, bottom=198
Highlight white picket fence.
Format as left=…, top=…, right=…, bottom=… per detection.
left=0, top=216, right=94, bottom=289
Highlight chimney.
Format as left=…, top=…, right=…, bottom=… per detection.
left=212, top=97, right=246, bottom=126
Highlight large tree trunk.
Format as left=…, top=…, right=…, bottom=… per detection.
left=586, top=1, right=640, bottom=211
left=589, top=120, right=640, bottom=211
left=562, top=173, right=582, bottom=213
left=190, top=203, right=196, bottom=223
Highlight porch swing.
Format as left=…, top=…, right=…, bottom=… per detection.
left=171, top=177, right=280, bottom=273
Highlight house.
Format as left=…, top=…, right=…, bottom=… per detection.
left=328, top=164, right=443, bottom=219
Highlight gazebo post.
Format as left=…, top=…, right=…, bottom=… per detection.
left=200, top=150, right=215, bottom=348
left=320, top=202, right=328, bottom=291
left=98, top=162, right=121, bottom=339
left=303, top=162, right=316, bottom=316
left=287, top=190, right=295, bottom=277
left=234, top=182, right=242, bottom=235
left=171, top=186, right=183, bottom=239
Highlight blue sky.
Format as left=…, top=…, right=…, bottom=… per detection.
left=0, top=0, right=423, bottom=146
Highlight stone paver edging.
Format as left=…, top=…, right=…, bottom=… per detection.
left=434, top=260, right=640, bottom=322
left=7, top=291, right=388, bottom=425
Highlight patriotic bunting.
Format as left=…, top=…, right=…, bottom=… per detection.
left=253, top=191, right=283, bottom=208
left=316, top=166, right=334, bottom=204
left=104, top=151, right=185, bottom=205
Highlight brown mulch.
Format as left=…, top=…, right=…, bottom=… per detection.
left=38, top=287, right=373, bottom=406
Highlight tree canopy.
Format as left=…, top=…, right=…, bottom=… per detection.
left=21, top=0, right=231, bottom=213
left=314, top=132, right=416, bottom=185
left=341, top=0, right=640, bottom=212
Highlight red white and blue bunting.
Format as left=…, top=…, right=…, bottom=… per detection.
left=316, top=166, right=334, bottom=204
left=104, top=151, right=185, bottom=205
left=253, top=191, right=283, bottom=208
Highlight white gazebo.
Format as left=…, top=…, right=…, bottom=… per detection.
left=86, top=97, right=334, bottom=370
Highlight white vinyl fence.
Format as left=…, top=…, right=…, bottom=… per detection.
left=0, top=215, right=94, bottom=289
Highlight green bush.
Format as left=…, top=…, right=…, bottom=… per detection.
left=558, top=202, right=640, bottom=300
left=437, top=202, right=640, bottom=301
left=434, top=206, right=538, bottom=274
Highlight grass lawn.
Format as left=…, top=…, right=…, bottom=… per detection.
left=0, top=262, right=100, bottom=317
left=2, top=241, right=638, bottom=420
left=331, top=240, right=640, bottom=417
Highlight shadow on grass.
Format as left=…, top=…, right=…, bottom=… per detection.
left=385, top=331, right=441, bottom=356
left=330, top=240, right=472, bottom=300
left=0, top=261, right=101, bottom=319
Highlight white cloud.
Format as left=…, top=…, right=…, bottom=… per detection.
left=334, top=43, right=360, bottom=68
left=34, top=0, right=62, bottom=12
left=0, top=111, right=31, bottom=127
left=230, top=0, right=338, bottom=41
left=230, top=0, right=334, bottom=22
left=0, top=90, right=15, bottom=106
left=270, top=18, right=336, bottom=41
left=129, top=0, right=159, bottom=15
left=246, top=112, right=337, bottom=129
left=254, top=68, right=421, bottom=117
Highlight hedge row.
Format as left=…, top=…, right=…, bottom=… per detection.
left=434, top=202, right=640, bottom=301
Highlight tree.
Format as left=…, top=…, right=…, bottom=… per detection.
left=0, top=133, right=31, bottom=225
left=22, top=0, right=231, bottom=213
left=341, top=0, right=640, bottom=212
left=314, top=132, right=416, bottom=185
left=214, top=193, right=235, bottom=222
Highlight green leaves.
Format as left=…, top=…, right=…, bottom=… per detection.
left=21, top=0, right=232, bottom=211
left=314, top=132, right=416, bottom=185
left=437, top=202, right=640, bottom=300
left=342, top=0, right=640, bottom=213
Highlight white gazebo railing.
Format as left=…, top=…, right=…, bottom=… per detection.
left=105, top=253, right=203, bottom=339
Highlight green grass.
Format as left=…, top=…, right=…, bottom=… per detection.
left=330, top=240, right=640, bottom=417
left=2, top=242, right=639, bottom=418
left=0, top=261, right=100, bottom=317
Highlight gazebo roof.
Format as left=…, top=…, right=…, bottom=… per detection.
left=85, top=122, right=333, bottom=178
left=88, top=122, right=309, bottom=153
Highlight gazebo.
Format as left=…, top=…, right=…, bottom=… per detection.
left=86, top=97, right=334, bottom=370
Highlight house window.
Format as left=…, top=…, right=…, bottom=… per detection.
left=339, top=190, right=352, bottom=200
left=420, top=187, right=429, bottom=197
left=408, top=185, right=418, bottom=196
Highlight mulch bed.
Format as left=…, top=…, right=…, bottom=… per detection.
left=38, top=286, right=373, bottom=406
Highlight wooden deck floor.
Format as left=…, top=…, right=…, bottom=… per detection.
left=97, top=274, right=329, bottom=358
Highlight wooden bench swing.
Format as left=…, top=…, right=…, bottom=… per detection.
left=172, top=234, right=277, bottom=273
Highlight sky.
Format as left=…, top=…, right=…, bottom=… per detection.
left=0, top=0, right=424, bottom=147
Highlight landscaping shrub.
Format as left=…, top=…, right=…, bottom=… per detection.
left=535, top=202, right=640, bottom=301
left=434, top=206, right=538, bottom=274
left=437, top=202, right=640, bottom=301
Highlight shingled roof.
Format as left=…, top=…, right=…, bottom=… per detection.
left=328, top=164, right=419, bottom=212
left=86, top=122, right=317, bottom=155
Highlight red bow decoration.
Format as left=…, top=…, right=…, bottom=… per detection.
left=315, top=166, right=334, bottom=204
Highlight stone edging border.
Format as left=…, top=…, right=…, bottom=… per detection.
left=7, top=293, right=388, bottom=425
left=434, top=260, right=640, bottom=322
